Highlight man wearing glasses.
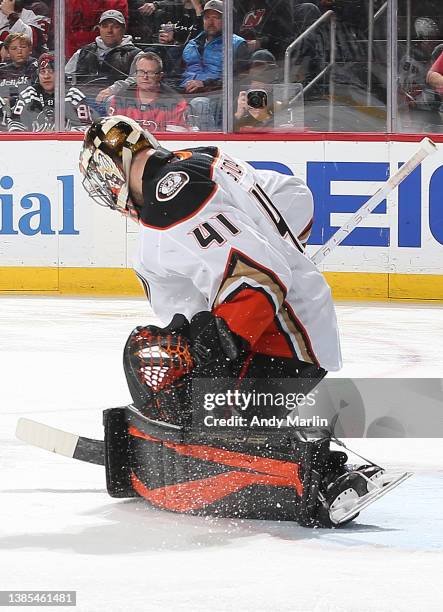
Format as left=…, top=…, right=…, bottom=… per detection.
left=107, top=51, right=190, bottom=132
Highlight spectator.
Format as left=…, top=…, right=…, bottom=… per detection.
left=138, top=0, right=205, bottom=87
left=155, top=0, right=204, bottom=46
left=128, top=0, right=170, bottom=45
left=8, top=52, right=102, bottom=131
left=400, top=17, right=442, bottom=112
left=234, top=49, right=278, bottom=130
left=0, top=32, right=37, bottom=114
left=65, top=10, right=141, bottom=89
left=66, top=1, right=128, bottom=59
left=8, top=50, right=54, bottom=131
left=107, top=51, right=189, bottom=132
left=426, top=42, right=443, bottom=103
left=234, top=0, right=294, bottom=61
left=0, top=0, right=50, bottom=55
left=181, top=0, right=249, bottom=94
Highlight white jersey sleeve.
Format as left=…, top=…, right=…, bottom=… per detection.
left=253, top=168, right=314, bottom=245
left=133, top=147, right=341, bottom=371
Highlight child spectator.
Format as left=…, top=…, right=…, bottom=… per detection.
left=0, top=33, right=37, bottom=105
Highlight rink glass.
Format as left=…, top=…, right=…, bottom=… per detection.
left=5, top=0, right=441, bottom=134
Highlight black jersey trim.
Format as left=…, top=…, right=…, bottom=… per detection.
left=140, top=183, right=219, bottom=230
left=139, top=149, right=220, bottom=230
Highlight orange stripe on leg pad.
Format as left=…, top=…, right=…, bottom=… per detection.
left=129, top=425, right=303, bottom=496
left=131, top=469, right=299, bottom=512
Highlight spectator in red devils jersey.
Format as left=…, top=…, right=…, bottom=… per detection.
left=107, top=51, right=189, bottom=132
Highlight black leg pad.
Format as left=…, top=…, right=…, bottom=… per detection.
left=103, top=407, right=138, bottom=498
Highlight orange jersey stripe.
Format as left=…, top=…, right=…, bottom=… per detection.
left=214, top=288, right=277, bottom=348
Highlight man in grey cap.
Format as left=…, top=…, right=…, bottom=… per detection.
left=65, top=9, right=141, bottom=91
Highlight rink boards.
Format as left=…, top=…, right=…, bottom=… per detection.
left=0, top=134, right=442, bottom=300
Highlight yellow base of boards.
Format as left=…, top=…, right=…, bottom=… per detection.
left=1, top=267, right=443, bottom=301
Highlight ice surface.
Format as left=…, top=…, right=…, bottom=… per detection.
left=1, top=297, right=442, bottom=612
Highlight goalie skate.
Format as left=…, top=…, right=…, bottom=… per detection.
left=318, top=466, right=412, bottom=527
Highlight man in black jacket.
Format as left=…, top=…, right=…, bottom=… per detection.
left=65, top=9, right=141, bottom=89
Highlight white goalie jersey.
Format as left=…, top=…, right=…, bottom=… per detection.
left=134, top=146, right=342, bottom=371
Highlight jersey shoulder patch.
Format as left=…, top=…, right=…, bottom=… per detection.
left=155, top=170, right=190, bottom=202
left=140, top=151, right=218, bottom=229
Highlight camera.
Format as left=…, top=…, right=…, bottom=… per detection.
left=247, top=89, right=268, bottom=109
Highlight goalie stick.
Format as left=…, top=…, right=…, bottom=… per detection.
left=15, top=417, right=105, bottom=465
left=15, top=411, right=177, bottom=466
left=15, top=416, right=412, bottom=526
left=311, top=137, right=438, bottom=265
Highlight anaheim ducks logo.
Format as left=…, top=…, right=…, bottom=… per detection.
left=156, top=171, right=190, bottom=202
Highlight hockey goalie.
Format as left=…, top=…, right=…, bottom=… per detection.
left=22, top=115, right=408, bottom=528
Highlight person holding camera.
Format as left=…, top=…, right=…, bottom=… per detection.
left=234, top=49, right=278, bottom=130
left=234, top=85, right=273, bottom=129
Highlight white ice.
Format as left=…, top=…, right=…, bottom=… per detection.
left=1, top=296, right=442, bottom=612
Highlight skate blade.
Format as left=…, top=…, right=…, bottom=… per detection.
left=331, top=471, right=413, bottom=526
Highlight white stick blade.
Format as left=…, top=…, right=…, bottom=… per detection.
left=16, top=418, right=79, bottom=458
left=419, top=137, right=438, bottom=155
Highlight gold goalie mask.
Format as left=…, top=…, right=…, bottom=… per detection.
left=79, top=116, right=161, bottom=220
